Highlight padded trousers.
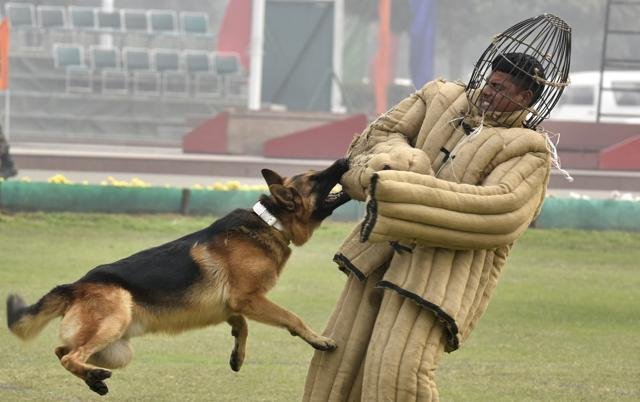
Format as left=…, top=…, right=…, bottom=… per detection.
left=303, top=268, right=447, bottom=402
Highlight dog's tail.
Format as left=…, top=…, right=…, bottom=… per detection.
left=6, top=284, right=75, bottom=341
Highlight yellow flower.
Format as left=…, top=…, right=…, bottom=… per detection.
left=106, top=176, right=130, bottom=187
left=48, top=174, right=73, bottom=184
left=211, top=182, right=229, bottom=191
left=225, top=181, right=242, bottom=190
left=130, top=177, right=151, bottom=187
left=19, top=176, right=31, bottom=182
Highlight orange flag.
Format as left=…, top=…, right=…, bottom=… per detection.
left=0, top=18, right=9, bottom=90
left=372, top=0, right=391, bottom=115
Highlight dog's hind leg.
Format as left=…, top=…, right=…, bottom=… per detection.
left=232, top=295, right=336, bottom=351
left=58, top=285, right=132, bottom=395
left=227, top=315, right=248, bottom=371
left=87, top=339, right=134, bottom=369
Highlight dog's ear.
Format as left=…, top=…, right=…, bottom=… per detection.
left=261, top=169, right=284, bottom=186
left=269, top=184, right=297, bottom=211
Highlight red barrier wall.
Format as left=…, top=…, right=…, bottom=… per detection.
left=263, top=114, right=368, bottom=159
left=600, top=135, right=640, bottom=170
left=182, top=111, right=229, bottom=154
left=543, top=120, right=640, bottom=170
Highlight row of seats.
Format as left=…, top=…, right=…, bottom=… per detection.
left=5, top=2, right=211, bottom=35
left=64, top=66, right=244, bottom=99
left=50, top=44, right=246, bottom=99
left=53, top=44, right=241, bottom=76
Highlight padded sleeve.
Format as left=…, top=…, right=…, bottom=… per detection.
left=341, top=84, right=439, bottom=201
left=360, top=152, right=551, bottom=250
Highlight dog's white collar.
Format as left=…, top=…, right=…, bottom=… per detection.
left=252, top=201, right=285, bottom=231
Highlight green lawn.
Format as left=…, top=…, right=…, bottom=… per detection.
left=0, top=213, right=638, bottom=401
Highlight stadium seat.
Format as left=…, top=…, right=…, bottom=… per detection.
left=214, top=52, right=241, bottom=75
left=36, top=5, right=70, bottom=51
left=133, top=71, right=160, bottom=95
left=180, top=12, right=209, bottom=35
left=154, top=49, right=180, bottom=72
left=66, top=66, right=92, bottom=93
left=149, top=9, right=177, bottom=33
left=123, top=47, right=158, bottom=95
left=69, top=6, right=96, bottom=30
left=37, top=6, right=66, bottom=29
left=53, top=44, right=84, bottom=68
left=53, top=43, right=91, bottom=93
left=68, top=6, right=98, bottom=48
left=214, top=52, right=246, bottom=98
left=6, top=2, right=36, bottom=28
left=102, top=69, right=128, bottom=94
left=162, top=70, right=189, bottom=97
left=123, top=47, right=151, bottom=71
left=6, top=2, right=41, bottom=50
left=155, top=49, right=187, bottom=97
left=121, top=9, right=148, bottom=32
left=185, top=51, right=212, bottom=74
left=90, top=45, right=120, bottom=70
left=184, top=51, right=220, bottom=98
left=97, top=10, right=121, bottom=31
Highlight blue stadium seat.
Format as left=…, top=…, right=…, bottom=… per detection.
left=121, top=9, right=148, bottom=32
left=90, top=45, right=120, bottom=70
left=53, top=43, right=91, bottom=93
left=214, top=52, right=241, bottom=75
left=6, top=2, right=36, bottom=28
left=184, top=51, right=220, bottom=98
left=123, top=47, right=151, bottom=71
left=37, top=6, right=66, bottom=29
left=134, top=70, right=160, bottom=95
left=69, top=6, right=96, bottom=30
left=101, top=69, right=128, bottom=94
left=154, top=49, right=180, bottom=72
left=149, top=9, right=177, bottom=34
left=214, top=52, right=247, bottom=99
left=5, top=2, right=42, bottom=50
left=53, top=43, right=84, bottom=68
left=155, top=49, right=187, bottom=96
left=97, top=10, right=121, bottom=31
left=185, top=51, right=212, bottom=74
left=180, top=12, right=209, bottom=35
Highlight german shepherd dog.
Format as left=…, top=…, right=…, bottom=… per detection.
left=6, top=158, right=350, bottom=395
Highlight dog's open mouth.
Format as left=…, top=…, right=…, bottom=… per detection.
left=324, top=190, right=350, bottom=209
left=314, top=190, right=351, bottom=220
left=311, top=187, right=351, bottom=220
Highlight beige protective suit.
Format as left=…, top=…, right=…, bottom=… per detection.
left=304, top=79, right=552, bottom=401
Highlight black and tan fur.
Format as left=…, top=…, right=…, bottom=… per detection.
left=6, top=159, right=350, bottom=395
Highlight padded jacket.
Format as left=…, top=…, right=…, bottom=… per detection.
left=335, top=79, right=552, bottom=351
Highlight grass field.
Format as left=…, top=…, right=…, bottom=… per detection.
left=1, top=212, right=639, bottom=401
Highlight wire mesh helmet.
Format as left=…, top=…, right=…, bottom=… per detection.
left=466, top=13, right=571, bottom=129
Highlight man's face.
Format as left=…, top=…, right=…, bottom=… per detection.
left=480, top=71, right=533, bottom=112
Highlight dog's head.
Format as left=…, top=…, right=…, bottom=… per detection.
left=259, top=158, right=351, bottom=246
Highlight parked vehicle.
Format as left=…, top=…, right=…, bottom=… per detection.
left=550, top=70, right=640, bottom=124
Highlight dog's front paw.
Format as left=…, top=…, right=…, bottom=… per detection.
left=310, top=335, right=337, bottom=352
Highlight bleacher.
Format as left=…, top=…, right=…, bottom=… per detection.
left=3, top=1, right=247, bottom=145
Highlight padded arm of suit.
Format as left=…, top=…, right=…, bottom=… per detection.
left=360, top=152, right=551, bottom=250
left=341, top=88, right=435, bottom=201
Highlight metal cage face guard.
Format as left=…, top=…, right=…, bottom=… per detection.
left=466, top=13, right=572, bottom=129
